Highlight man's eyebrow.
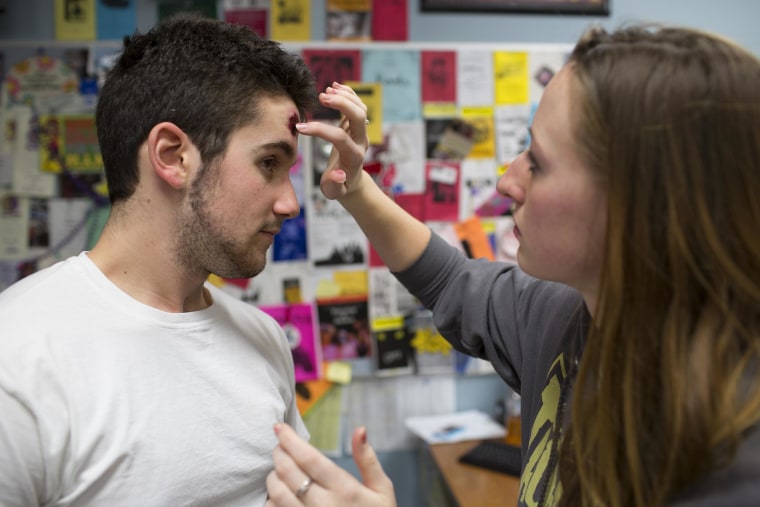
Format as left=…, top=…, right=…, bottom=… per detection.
left=260, top=141, right=296, bottom=158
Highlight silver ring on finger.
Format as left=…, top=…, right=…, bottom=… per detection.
left=295, top=477, right=313, bottom=499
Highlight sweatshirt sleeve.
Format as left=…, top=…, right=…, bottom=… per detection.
left=393, top=231, right=583, bottom=392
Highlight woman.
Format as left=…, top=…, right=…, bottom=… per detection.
left=267, top=24, right=760, bottom=507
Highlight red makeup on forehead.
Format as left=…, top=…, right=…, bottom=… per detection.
left=288, top=112, right=299, bottom=137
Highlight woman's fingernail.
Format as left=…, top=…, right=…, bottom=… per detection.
left=295, top=123, right=307, bottom=131
left=274, top=423, right=283, bottom=435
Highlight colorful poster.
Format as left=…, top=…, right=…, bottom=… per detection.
left=273, top=207, right=307, bottom=261
left=373, top=316, right=414, bottom=373
left=259, top=302, right=322, bottom=383
left=4, top=56, right=79, bottom=109
left=273, top=153, right=308, bottom=261
left=317, top=295, right=372, bottom=362
left=39, top=115, right=103, bottom=174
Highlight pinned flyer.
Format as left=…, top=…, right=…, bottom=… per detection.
left=326, top=361, right=352, bottom=384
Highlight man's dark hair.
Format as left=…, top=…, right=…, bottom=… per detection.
left=96, top=13, right=317, bottom=203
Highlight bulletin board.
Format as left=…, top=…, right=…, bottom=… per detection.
left=0, top=39, right=572, bottom=453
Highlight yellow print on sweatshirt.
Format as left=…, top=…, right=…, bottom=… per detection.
left=519, top=353, right=569, bottom=507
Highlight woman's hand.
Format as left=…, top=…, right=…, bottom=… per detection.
left=265, top=423, right=397, bottom=507
left=295, top=82, right=370, bottom=201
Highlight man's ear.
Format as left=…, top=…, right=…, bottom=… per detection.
left=147, top=122, right=200, bottom=189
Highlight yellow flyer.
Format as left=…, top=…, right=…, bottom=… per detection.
left=494, top=51, right=529, bottom=106
left=345, top=81, right=382, bottom=145
left=271, top=0, right=311, bottom=41
left=55, top=0, right=96, bottom=41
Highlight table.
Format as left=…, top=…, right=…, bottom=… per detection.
left=428, top=440, right=520, bottom=507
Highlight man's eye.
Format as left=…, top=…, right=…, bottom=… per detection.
left=261, top=157, right=278, bottom=172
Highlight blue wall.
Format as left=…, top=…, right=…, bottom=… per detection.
left=2, top=0, right=760, bottom=57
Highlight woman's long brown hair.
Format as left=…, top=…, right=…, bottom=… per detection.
left=557, top=25, right=760, bottom=507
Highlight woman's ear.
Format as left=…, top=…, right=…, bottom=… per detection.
left=147, top=122, right=200, bottom=189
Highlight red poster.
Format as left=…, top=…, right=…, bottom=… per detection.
left=372, top=0, right=408, bottom=41
left=421, top=50, right=456, bottom=103
left=224, top=8, right=268, bottom=38
left=424, top=160, right=461, bottom=222
left=301, top=49, right=362, bottom=119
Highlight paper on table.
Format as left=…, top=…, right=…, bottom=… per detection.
left=405, top=410, right=505, bottom=444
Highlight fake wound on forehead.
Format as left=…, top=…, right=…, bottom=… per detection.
left=289, top=113, right=299, bottom=136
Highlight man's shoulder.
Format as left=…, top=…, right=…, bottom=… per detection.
left=0, top=256, right=83, bottom=308
left=205, top=283, right=280, bottom=327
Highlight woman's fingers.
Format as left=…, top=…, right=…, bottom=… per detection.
left=268, top=442, right=327, bottom=506
left=274, top=423, right=357, bottom=489
left=351, top=426, right=396, bottom=497
left=325, top=81, right=369, bottom=138
left=269, top=424, right=398, bottom=507
left=295, top=82, right=371, bottom=201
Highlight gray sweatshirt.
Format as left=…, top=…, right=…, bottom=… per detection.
left=394, top=232, right=760, bottom=507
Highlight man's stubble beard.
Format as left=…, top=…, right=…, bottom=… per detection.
left=175, top=162, right=267, bottom=280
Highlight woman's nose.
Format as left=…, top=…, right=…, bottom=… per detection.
left=496, top=151, right=528, bottom=204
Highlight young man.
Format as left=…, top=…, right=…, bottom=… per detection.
left=0, top=14, right=317, bottom=506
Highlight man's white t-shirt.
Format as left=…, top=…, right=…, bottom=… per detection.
left=0, top=252, right=307, bottom=506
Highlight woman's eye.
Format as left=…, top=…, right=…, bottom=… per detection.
left=527, top=151, right=539, bottom=173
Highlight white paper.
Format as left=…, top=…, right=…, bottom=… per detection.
left=0, top=193, right=29, bottom=260
left=457, top=49, right=494, bottom=108
left=384, top=121, right=425, bottom=194
left=494, top=104, right=531, bottom=166
left=405, top=409, right=506, bottom=444
left=11, top=108, right=57, bottom=197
